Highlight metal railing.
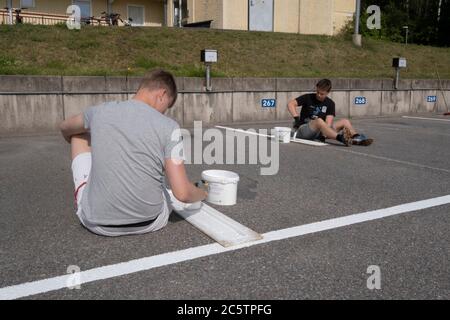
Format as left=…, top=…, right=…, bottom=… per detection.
left=0, top=9, right=68, bottom=25
left=0, top=9, right=130, bottom=26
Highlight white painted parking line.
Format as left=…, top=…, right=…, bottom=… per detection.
left=290, top=137, right=328, bottom=146
left=1, top=194, right=450, bottom=300
left=402, top=116, right=450, bottom=122
left=215, top=125, right=273, bottom=138
left=337, top=149, right=450, bottom=174
left=353, top=122, right=450, bottom=137
left=215, top=126, right=328, bottom=147
left=169, top=191, right=262, bottom=247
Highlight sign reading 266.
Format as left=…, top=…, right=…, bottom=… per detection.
left=354, top=97, right=367, bottom=105
left=66, top=5, right=81, bottom=30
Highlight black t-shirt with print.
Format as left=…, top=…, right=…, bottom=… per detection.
left=295, top=93, right=336, bottom=126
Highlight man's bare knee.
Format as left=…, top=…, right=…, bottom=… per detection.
left=308, top=119, right=321, bottom=130
left=314, top=118, right=326, bottom=127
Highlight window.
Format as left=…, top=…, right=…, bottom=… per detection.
left=128, top=5, right=145, bottom=26
left=173, top=0, right=188, bottom=26
left=72, top=0, right=91, bottom=18
left=20, top=0, right=35, bottom=8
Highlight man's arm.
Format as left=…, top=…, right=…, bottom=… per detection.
left=165, top=159, right=207, bottom=203
left=287, top=99, right=300, bottom=117
left=326, top=115, right=334, bottom=128
left=288, top=99, right=302, bottom=129
left=59, top=114, right=88, bottom=144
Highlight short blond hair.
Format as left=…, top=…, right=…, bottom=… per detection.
left=138, top=69, right=178, bottom=108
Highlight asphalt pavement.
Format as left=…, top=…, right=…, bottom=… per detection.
left=0, top=115, right=449, bottom=300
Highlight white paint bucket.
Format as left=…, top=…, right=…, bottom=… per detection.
left=201, top=170, right=240, bottom=206
left=274, top=127, right=291, bottom=143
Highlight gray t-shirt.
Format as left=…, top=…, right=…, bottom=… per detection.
left=80, top=99, right=183, bottom=226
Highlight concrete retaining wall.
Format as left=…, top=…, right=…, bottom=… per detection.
left=1, top=76, right=449, bottom=134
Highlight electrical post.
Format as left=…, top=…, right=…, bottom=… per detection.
left=353, top=0, right=362, bottom=47
left=403, top=26, right=409, bottom=45
left=201, top=49, right=218, bottom=92
left=392, top=57, right=407, bottom=90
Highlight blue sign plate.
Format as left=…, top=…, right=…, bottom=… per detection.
left=354, top=97, right=367, bottom=105
left=427, top=96, right=437, bottom=103
left=262, top=99, right=276, bottom=108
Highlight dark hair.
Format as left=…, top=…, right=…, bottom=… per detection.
left=138, top=69, right=178, bottom=108
left=316, top=79, right=332, bottom=92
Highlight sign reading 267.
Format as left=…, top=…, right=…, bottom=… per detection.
left=262, top=99, right=276, bottom=108
left=66, top=5, right=81, bottom=30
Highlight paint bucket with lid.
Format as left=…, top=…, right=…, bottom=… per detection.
left=201, top=170, right=240, bottom=206
left=274, top=127, right=291, bottom=143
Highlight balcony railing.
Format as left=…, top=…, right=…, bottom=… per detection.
left=0, top=9, right=122, bottom=26
left=0, top=9, right=69, bottom=25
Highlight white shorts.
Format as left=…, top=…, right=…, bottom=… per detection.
left=71, top=152, right=171, bottom=237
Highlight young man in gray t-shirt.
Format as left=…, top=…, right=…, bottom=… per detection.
left=60, top=69, right=207, bottom=236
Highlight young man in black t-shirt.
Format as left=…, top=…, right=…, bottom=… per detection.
left=287, top=79, right=373, bottom=146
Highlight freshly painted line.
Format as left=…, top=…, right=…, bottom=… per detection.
left=355, top=123, right=450, bottom=137
left=290, top=137, right=328, bottom=147
left=215, top=125, right=274, bottom=138
left=337, top=149, right=450, bottom=174
left=168, top=191, right=262, bottom=247
left=0, top=244, right=225, bottom=301
left=260, top=194, right=450, bottom=243
left=215, top=125, right=328, bottom=147
left=1, top=195, right=450, bottom=300
left=402, top=116, right=450, bottom=122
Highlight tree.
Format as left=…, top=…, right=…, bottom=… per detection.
left=357, top=0, right=449, bottom=47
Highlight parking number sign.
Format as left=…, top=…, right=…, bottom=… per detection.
left=355, top=97, right=367, bottom=105
left=427, top=96, right=437, bottom=103
left=262, top=99, right=276, bottom=108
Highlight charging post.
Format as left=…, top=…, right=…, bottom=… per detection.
left=393, top=57, right=407, bottom=90
left=201, top=49, right=218, bottom=92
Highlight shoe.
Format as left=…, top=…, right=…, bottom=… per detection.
left=352, top=134, right=374, bottom=146
left=317, top=134, right=326, bottom=143
left=342, top=128, right=352, bottom=147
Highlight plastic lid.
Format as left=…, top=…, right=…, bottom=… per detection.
left=201, top=170, right=240, bottom=184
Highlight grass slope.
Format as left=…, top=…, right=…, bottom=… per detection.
left=1, top=24, right=449, bottom=78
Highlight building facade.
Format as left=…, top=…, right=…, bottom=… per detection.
left=1, top=0, right=355, bottom=35
left=1, top=0, right=166, bottom=26
left=183, top=0, right=355, bottom=35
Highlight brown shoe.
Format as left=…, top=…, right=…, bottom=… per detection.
left=352, top=134, right=374, bottom=146
left=343, top=128, right=352, bottom=147
left=358, top=138, right=374, bottom=146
